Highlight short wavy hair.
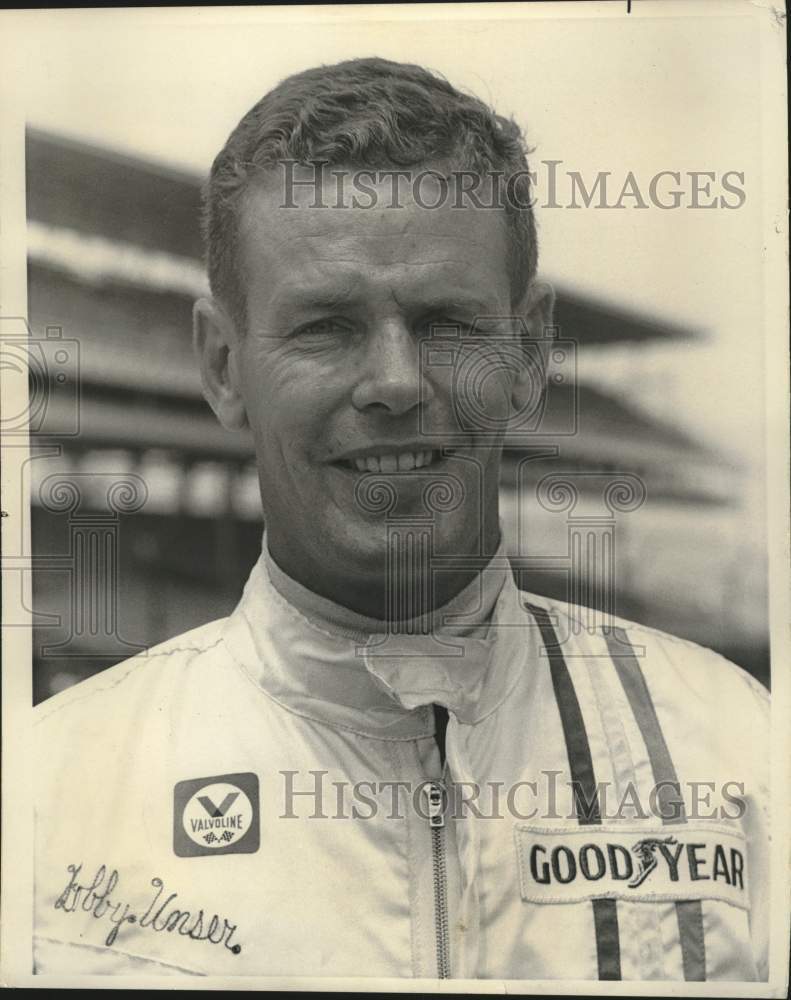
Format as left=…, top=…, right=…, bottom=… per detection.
left=203, top=57, right=538, bottom=329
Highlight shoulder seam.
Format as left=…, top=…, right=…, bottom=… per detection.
left=34, top=637, right=224, bottom=726
left=519, top=592, right=770, bottom=696
left=522, top=591, right=717, bottom=653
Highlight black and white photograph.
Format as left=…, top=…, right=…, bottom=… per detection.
left=1, top=2, right=788, bottom=992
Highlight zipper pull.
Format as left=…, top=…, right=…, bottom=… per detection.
left=425, top=781, right=446, bottom=829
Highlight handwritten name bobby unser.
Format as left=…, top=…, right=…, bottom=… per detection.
left=54, top=863, right=242, bottom=953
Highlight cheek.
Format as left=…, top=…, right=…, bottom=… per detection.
left=241, top=371, right=341, bottom=462
left=483, top=372, right=515, bottom=414
left=449, top=344, right=517, bottom=420
left=451, top=376, right=513, bottom=436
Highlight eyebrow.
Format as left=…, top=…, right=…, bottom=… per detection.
left=270, top=286, right=499, bottom=320
left=270, top=285, right=358, bottom=316
left=415, top=296, right=495, bottom=315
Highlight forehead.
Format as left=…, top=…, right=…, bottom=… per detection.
left=236, top=166, right=512, bottom=311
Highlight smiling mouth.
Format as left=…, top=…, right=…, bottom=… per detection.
left=334, top=448, right=460, bottom=474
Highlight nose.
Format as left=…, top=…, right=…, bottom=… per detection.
left=351, top=319, right=434, bottom=415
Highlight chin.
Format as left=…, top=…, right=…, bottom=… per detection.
left=325, top=516, right=392, bottom=574
left=326, top=511, right=477, bottom=572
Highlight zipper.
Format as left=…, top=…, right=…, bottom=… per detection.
left=425, top=780, right=451, bottom=978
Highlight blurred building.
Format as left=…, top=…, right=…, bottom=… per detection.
left=24, top=129, right=769, bottom=702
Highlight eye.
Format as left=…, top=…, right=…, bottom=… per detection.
left=419, top=316, right=468, bottom=340
left=294, top=318, right=354, bottom=341
left=420, top=314, right=470, bottom=346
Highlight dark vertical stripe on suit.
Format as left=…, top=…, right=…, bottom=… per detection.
left=604, top=625, right=707, bottom=981
left=592, top=899, right=622, bottom=981
left=675, top=900, right=707, bottom=981
left=526, top=602, right=621, bottom=981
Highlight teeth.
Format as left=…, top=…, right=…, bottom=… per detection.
left=343, top=450, right=445, bottom=473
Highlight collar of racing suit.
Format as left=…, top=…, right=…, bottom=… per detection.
left=221, top=529, right=528, bottom=738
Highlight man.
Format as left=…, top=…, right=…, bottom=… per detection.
left=34, top=58, right=769, bottom=981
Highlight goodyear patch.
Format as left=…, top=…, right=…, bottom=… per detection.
left=514, top=823, right=748, bottom=909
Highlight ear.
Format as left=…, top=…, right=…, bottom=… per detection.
left=193, top=297, right=249, bottom=430
left=510, top=279, right=555, bottom=412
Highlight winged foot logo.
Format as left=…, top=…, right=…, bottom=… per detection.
left=628, top=835, right=678, bottom=889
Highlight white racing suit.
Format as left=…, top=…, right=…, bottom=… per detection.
left=33, top=547, right=769, bottom=981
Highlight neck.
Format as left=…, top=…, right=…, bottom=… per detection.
left=266, top=528, right=503, bottom=623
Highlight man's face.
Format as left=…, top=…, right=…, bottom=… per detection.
left=226, top=168, right=535, bottom=591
